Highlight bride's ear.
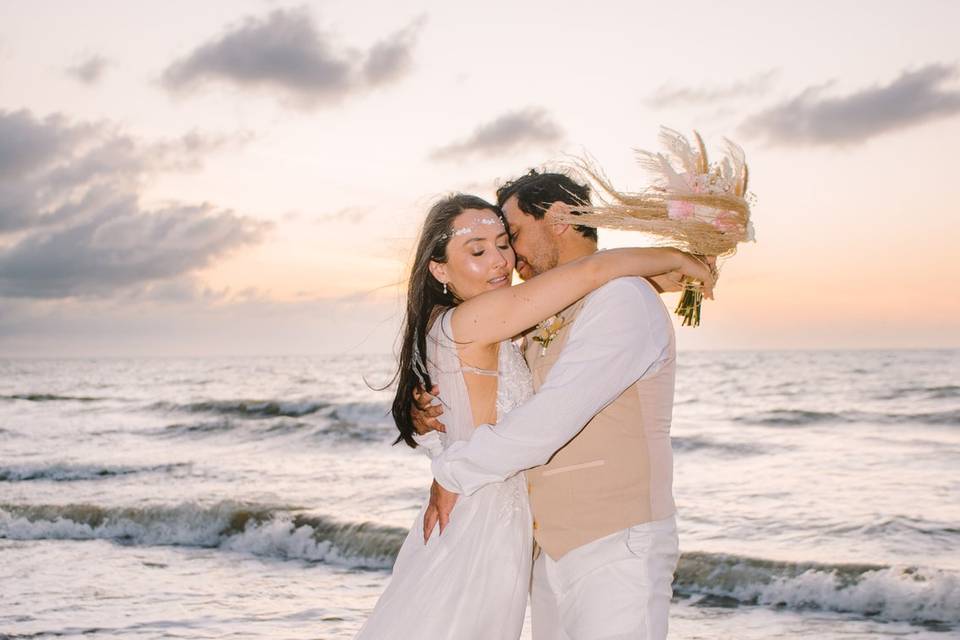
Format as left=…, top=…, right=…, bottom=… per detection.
left=428, top=260, right=448, bottom=287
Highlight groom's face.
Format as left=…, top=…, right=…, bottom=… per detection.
left=501, top=195, right=560, bottom=281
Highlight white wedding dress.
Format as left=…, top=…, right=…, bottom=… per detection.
left=356, top=309, right=534, bottom=640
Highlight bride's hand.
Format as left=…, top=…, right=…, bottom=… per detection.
left=674, top=252, right=717, bottom=300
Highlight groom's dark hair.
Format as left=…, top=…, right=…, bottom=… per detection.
left=495, top=170, right=597, bottom=241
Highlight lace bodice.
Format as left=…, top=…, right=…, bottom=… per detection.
left=495, top=339, right=535, bottom=422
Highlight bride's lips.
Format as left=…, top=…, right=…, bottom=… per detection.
left=487, top=274, right=509, bottom=286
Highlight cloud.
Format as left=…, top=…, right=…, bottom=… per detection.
left=314, top=205, right=371, bottom=224
left=0, top=109, right=244, bottom=233
left=161, top=6, right=422, bottom=107
left=430, top=108, right=564, bottom=161
left=740, top=63, right=960, bottom=146
left=647, top=70, right=779, bottom=108
left=363, top=18, right=425, bottom=86
left=0, top=203, right=266, bottom=298
left=0, top=109, right=267, bottom=299
left=0, top=110, right=92, bottom=180
left=66, top=55, right=110, bottom=85
left=122, top=277, right=229, bottom=304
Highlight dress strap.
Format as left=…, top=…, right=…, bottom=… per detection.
left=438, top=308, right=500, bottom=377
left=459, top=364, right=499, bottom=377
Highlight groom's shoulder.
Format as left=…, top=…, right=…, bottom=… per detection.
left=581, top=277, right=671, bottom=334
left=585, top=276, right=664, bottom=311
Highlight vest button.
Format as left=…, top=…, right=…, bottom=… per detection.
left=533, top=520, right=539, bottom=530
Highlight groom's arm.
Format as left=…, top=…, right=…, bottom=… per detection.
left=431, top=277, right=673, bottom=496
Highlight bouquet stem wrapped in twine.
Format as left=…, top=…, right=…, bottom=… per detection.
left=550, top=128, right=755, bottom=326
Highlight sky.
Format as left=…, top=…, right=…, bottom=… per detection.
left=1, top=0, right=959, bottom=356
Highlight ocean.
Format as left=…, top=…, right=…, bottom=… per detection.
left=1, top=350, right=958, bottom=639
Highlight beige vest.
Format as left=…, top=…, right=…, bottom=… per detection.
left=524, top=296, right=677, bottom=559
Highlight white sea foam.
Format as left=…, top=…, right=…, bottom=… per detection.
left=220, top=515, right=396, bottom=569
left=0, top=502, right=402, bottom=569
left=676, top=552, right=960, bottom=624
left=747, top=565, right=960, bottom=624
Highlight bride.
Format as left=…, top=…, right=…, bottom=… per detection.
left=355, top=193, right=712, bottom=639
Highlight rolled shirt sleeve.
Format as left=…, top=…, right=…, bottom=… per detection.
left=431, top=277, right=673, bottom=495
left=412, top=431, right=445, bottom=459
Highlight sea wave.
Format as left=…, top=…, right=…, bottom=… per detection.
left=1, top=393, right=102, bottom=402
left=736, top=409, right=845, bottom=426
left=671, top=435, right=767, bottom=457
left=149, top=398, right=390, bottom=423
left=153, top=401, right=392, bottom=442
left=675, top=551, right=959, bottom=625
left=150, top=399, right=331, bottom=419
left=736, top=408, right=960, bottom=427
left=0, top=501, right=403, bottom=569
left=880, top=385, right=960, bottom=400
left=3, top=502, right=957, bottom=624
left=0, top=462, right=191, bottom=482
left=849, top=515, right=960, bottom=540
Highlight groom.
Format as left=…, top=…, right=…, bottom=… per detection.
left=416, top=170, right=683, bottom=640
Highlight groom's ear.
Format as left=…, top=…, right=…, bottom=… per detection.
left=545, top=201, right=571, bottom=236
left=428, top=260, right=447, bottom=285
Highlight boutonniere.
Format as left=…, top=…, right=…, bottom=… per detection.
left=531, top=314, right=567, bottom=356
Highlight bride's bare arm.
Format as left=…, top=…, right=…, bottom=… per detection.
left=451, top=247, right=713, bottom=347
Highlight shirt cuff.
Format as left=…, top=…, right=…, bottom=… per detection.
left=412, top=431, right=444, bottom=459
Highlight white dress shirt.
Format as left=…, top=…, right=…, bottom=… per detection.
left=432, top=276, right=673, bottom=496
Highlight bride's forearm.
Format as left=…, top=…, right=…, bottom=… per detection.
left=451, top=248, right=683, bottom=348
left=591, top=247, right=684, bottom=282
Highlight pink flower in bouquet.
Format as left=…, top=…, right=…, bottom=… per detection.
left=711, top=210, right=742, bottom=235
left=667, top=200, right=695, bottom=220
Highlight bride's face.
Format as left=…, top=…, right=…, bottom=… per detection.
left=430, top=209, right=515, bottom=301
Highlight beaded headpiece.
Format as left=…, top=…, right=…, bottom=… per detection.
left=437, top=217, right=505, bottom=242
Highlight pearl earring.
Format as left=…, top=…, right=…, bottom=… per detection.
left=443, top=282, right=448, bottom=295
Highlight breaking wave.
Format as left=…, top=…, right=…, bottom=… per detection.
left=0, top=501, right=403, bottom=569
left=675, top=551, right=959, bottom=625
left=3, top=501, right=957, bottom=624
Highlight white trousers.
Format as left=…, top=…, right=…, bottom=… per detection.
left=530, top=515, right=680, bottom=640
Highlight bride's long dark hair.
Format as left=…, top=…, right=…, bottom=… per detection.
left=391, top=194, right=504, bottom=448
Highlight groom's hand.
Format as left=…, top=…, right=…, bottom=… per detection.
left=412, top=385, right=445, bottom=434
left=423, top=479, right=458, bottom=543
